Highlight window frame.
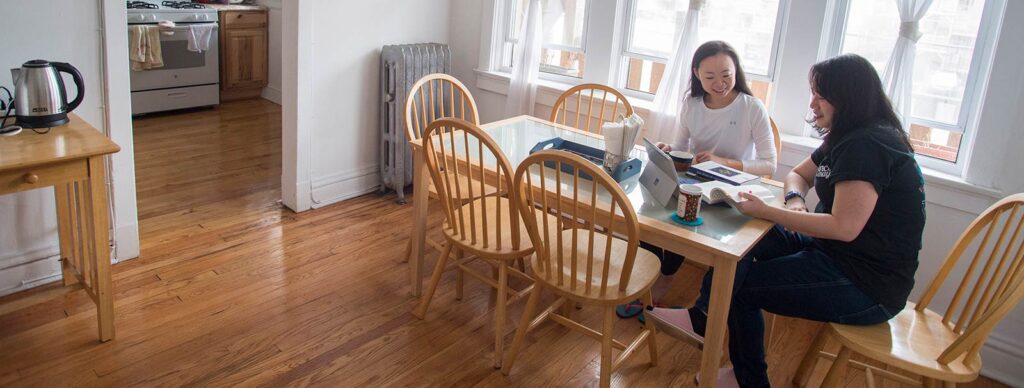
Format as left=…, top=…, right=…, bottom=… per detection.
left=822, top=0, right=1004, bottom=174
left=616, top=0, right=789, bottom=99
left=499, top=0, right=592, bottom=84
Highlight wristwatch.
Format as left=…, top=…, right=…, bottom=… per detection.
left=784, top=191, right=804, bottom=205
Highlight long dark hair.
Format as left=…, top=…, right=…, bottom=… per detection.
left=688, top=40, right=753, bottom=98
left=809, top=54, right=912, bottom=152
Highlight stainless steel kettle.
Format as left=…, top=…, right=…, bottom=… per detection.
left=12, top=59, right=85, bottom=128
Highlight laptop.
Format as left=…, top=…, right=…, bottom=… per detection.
left=639, top=138, right=700, bottom=207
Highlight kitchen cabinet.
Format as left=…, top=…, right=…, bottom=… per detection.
left=218, top=9, right=268, bottom=101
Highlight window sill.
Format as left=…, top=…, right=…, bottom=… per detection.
left=475, top=69, right=1005, bottom=214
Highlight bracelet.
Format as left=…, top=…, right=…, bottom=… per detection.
left=784, top=191, right=804, bottom=205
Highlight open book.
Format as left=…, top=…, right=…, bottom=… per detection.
left=695, top=181, right=775, bottom=206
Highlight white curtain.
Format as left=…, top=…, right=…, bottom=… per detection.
left=881, top=0, right=933, bottom=130
left=646, top=0, right=704, bottom=144
left=505, top=0, right=545, bottom=117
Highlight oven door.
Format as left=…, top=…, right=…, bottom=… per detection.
left=129, top=24, right=219, bottom=92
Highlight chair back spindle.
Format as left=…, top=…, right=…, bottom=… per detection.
left=914, top=194, right=1024, bottom=363
left=422, top=118, right=520, bottom=255
left=514, top=150, right=641, bottom=298
left=405, top=74, right=480, bottom=143
left=549, top=84, right=634, bottom=135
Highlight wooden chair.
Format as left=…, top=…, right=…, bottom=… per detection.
left=403, top=74, right=484, bottom=263
left=412, top=118, right=557, bottom=368
left=549, top=83, right=634, bottom=134
left=794, top=193, right=1024, bottom=387
left=502, top=150, right=660, bottom=388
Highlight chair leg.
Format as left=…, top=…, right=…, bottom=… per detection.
left=643, top=291, right=659, bottom=366
left=821, top=346, right=851, bottom=388
left=794, top=325, right=828, bottom=387
left=403, top=238, right=412, bottom=263
left=941, top=380, right=956, bottom=388
left=764, top=311, right=777, bottom=352
left=455, top=249, right=464, bottom=301
left=493, top=262, right=509, bottom=369
left=599, top=305, right=616, bottom=388
left=413, top=243, right=453, bottom=319
left=502, top=283, right=543, bottom=376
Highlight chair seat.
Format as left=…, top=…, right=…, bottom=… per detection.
left=427, top=173, right=498, bottom=201
left=828, top=302, right=982, bottom=383
left=531, top=230, right=660, bottom=304
left=443, top=196, right=557, bottom=259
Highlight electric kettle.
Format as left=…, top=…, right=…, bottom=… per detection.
left=12, top=60, right=85, bottom=128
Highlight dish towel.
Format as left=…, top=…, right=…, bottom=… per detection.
left=129, top=25, right=164, bottom=71
left=188, top=24, right=215, bottom=53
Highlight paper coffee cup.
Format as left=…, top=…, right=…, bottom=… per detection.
left=678, top=184, right=702, bottom=222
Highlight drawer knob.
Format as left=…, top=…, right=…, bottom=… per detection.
left=24, top=173, right=39, bottom=184
left=237, top=14, right=243, bottom=18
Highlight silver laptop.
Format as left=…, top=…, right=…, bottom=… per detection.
left=639, top=138, right=683, bottom=207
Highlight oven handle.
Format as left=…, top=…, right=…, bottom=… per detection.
left=160, top=24, right=220, bottom=33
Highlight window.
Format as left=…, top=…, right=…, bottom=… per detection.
left=832, top=0, right=993, bottom=163
left=503, top=0, right=589, bottom=78
left=620, top=0, right=785, bottom=105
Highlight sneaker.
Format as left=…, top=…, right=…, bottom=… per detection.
left=695, top=367, right=740, bottom=388
left=645, top=306, right=704, bottom=348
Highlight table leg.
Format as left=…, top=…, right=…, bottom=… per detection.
left=699, top=257, right=737, bottom=388
left=86, top=156, right=115, bottom=342
left=409, top=146, right=429, bottom=297
left=54, top=183, right=79, bottom=287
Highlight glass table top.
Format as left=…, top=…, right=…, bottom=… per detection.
left=480, top=116, right=783, bottom=247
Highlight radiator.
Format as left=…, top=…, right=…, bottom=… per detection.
left=380, top=43, right=451, bottom=203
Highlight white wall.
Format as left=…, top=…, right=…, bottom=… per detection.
left=0, top=0, right=139, bottom=297
left=453, top=1, right=1024, bottom=384
left=286, top=0, right=452, bottom=209
left=257, top=0, right=283, bottom=104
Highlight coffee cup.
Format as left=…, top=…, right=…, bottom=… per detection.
left=669, top=150, right=694, bottom=173
left=677, top=184, right=702, bottom=222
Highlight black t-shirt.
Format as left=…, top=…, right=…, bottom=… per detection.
left=810, top=127, right=926, bottom=310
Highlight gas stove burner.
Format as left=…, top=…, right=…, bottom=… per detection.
left=127, top=1, right=158, bottom=9
left=162, top=1, right=206, bottom=9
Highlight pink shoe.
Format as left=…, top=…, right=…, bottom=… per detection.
left=695, top=367, right=740, bottom=388
left=646, top=307, right=704, bottom=349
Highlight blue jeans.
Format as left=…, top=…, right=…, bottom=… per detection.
left=688, top=225, right=896, bottom=388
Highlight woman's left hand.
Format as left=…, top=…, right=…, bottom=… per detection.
left=734, top=191, right=771, bottom=219
left=695, top=151, right=732, bottom=166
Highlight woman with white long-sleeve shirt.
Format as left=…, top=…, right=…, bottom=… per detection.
left=657, top=41, right=777, bottom=177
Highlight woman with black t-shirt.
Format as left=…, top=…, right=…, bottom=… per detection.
left=646, top=54, right=926, bottom=387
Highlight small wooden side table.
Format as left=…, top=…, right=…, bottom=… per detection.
left=0, top=114, right=120, bottom=342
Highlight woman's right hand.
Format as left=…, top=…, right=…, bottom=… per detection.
left=656, top=142, right=672, bottom=152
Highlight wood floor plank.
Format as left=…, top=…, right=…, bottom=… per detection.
left=0, top=99, right=1010, bottom=388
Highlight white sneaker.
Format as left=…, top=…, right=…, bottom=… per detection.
left=695, top=367, right=740, bottom=388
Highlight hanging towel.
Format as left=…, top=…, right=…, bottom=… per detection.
left=129, top=25, right=164, bottom=71
left=188, top=24, right=215, bottom=53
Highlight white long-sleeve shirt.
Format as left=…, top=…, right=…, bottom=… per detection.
left=670, top=94, right=777, bottom=176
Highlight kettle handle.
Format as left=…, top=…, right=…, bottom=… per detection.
left=51, top=62, right=85, bottom=113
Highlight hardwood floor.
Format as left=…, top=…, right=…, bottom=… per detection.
left=0, top=99, right=1009, bottom=387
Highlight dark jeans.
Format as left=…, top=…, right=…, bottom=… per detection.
left=688, top=225, right=896, bottom=388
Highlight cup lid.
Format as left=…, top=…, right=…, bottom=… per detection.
left=679, top=184, right=702, bottom=195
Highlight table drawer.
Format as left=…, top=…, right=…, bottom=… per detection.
left=0, top=160, right=87, bottom=194
left=222, top=11, right=267, bottom=28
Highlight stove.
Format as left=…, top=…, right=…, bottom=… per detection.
left=127, top=1, right=217, bottom=24
left=127, top=0, right=220, bottom=115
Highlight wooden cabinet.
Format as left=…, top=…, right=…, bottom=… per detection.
left=219, top=9, right=268, bottom=101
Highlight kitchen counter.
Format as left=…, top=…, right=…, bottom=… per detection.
left=204, top=3, right=266, bottom=11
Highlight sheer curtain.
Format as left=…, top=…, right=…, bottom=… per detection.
left=505, top=0, right=544, bottom=116
left=881, top=0, right=933, bottom=130
left=645, top=0, right=704, bottom=144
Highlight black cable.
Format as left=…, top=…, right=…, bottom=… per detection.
left=0, top=86, right=24, bottom=136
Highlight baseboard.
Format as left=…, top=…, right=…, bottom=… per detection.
left=114, top=222, right=140, bottom=263
left=981, top=332, right=1024, bottom=386
left=0, top=245, right=59, bottom=270
left=0, top=253, right=60, bottom=297
left=310, top=166, right=380, bottom=209
left=261, top=85, right=282, bottom=105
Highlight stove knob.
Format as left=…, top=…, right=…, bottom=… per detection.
left=193, top=13, right=200, bottom=21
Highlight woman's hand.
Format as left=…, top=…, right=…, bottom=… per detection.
left=734, top=191, right=771, bottom=219
left=696, top=151, right=740, bottom=170
left=656, top=142, right=672, bottom=152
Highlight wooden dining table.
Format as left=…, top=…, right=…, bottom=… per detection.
left=407, top=115, right=782, bottom=388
